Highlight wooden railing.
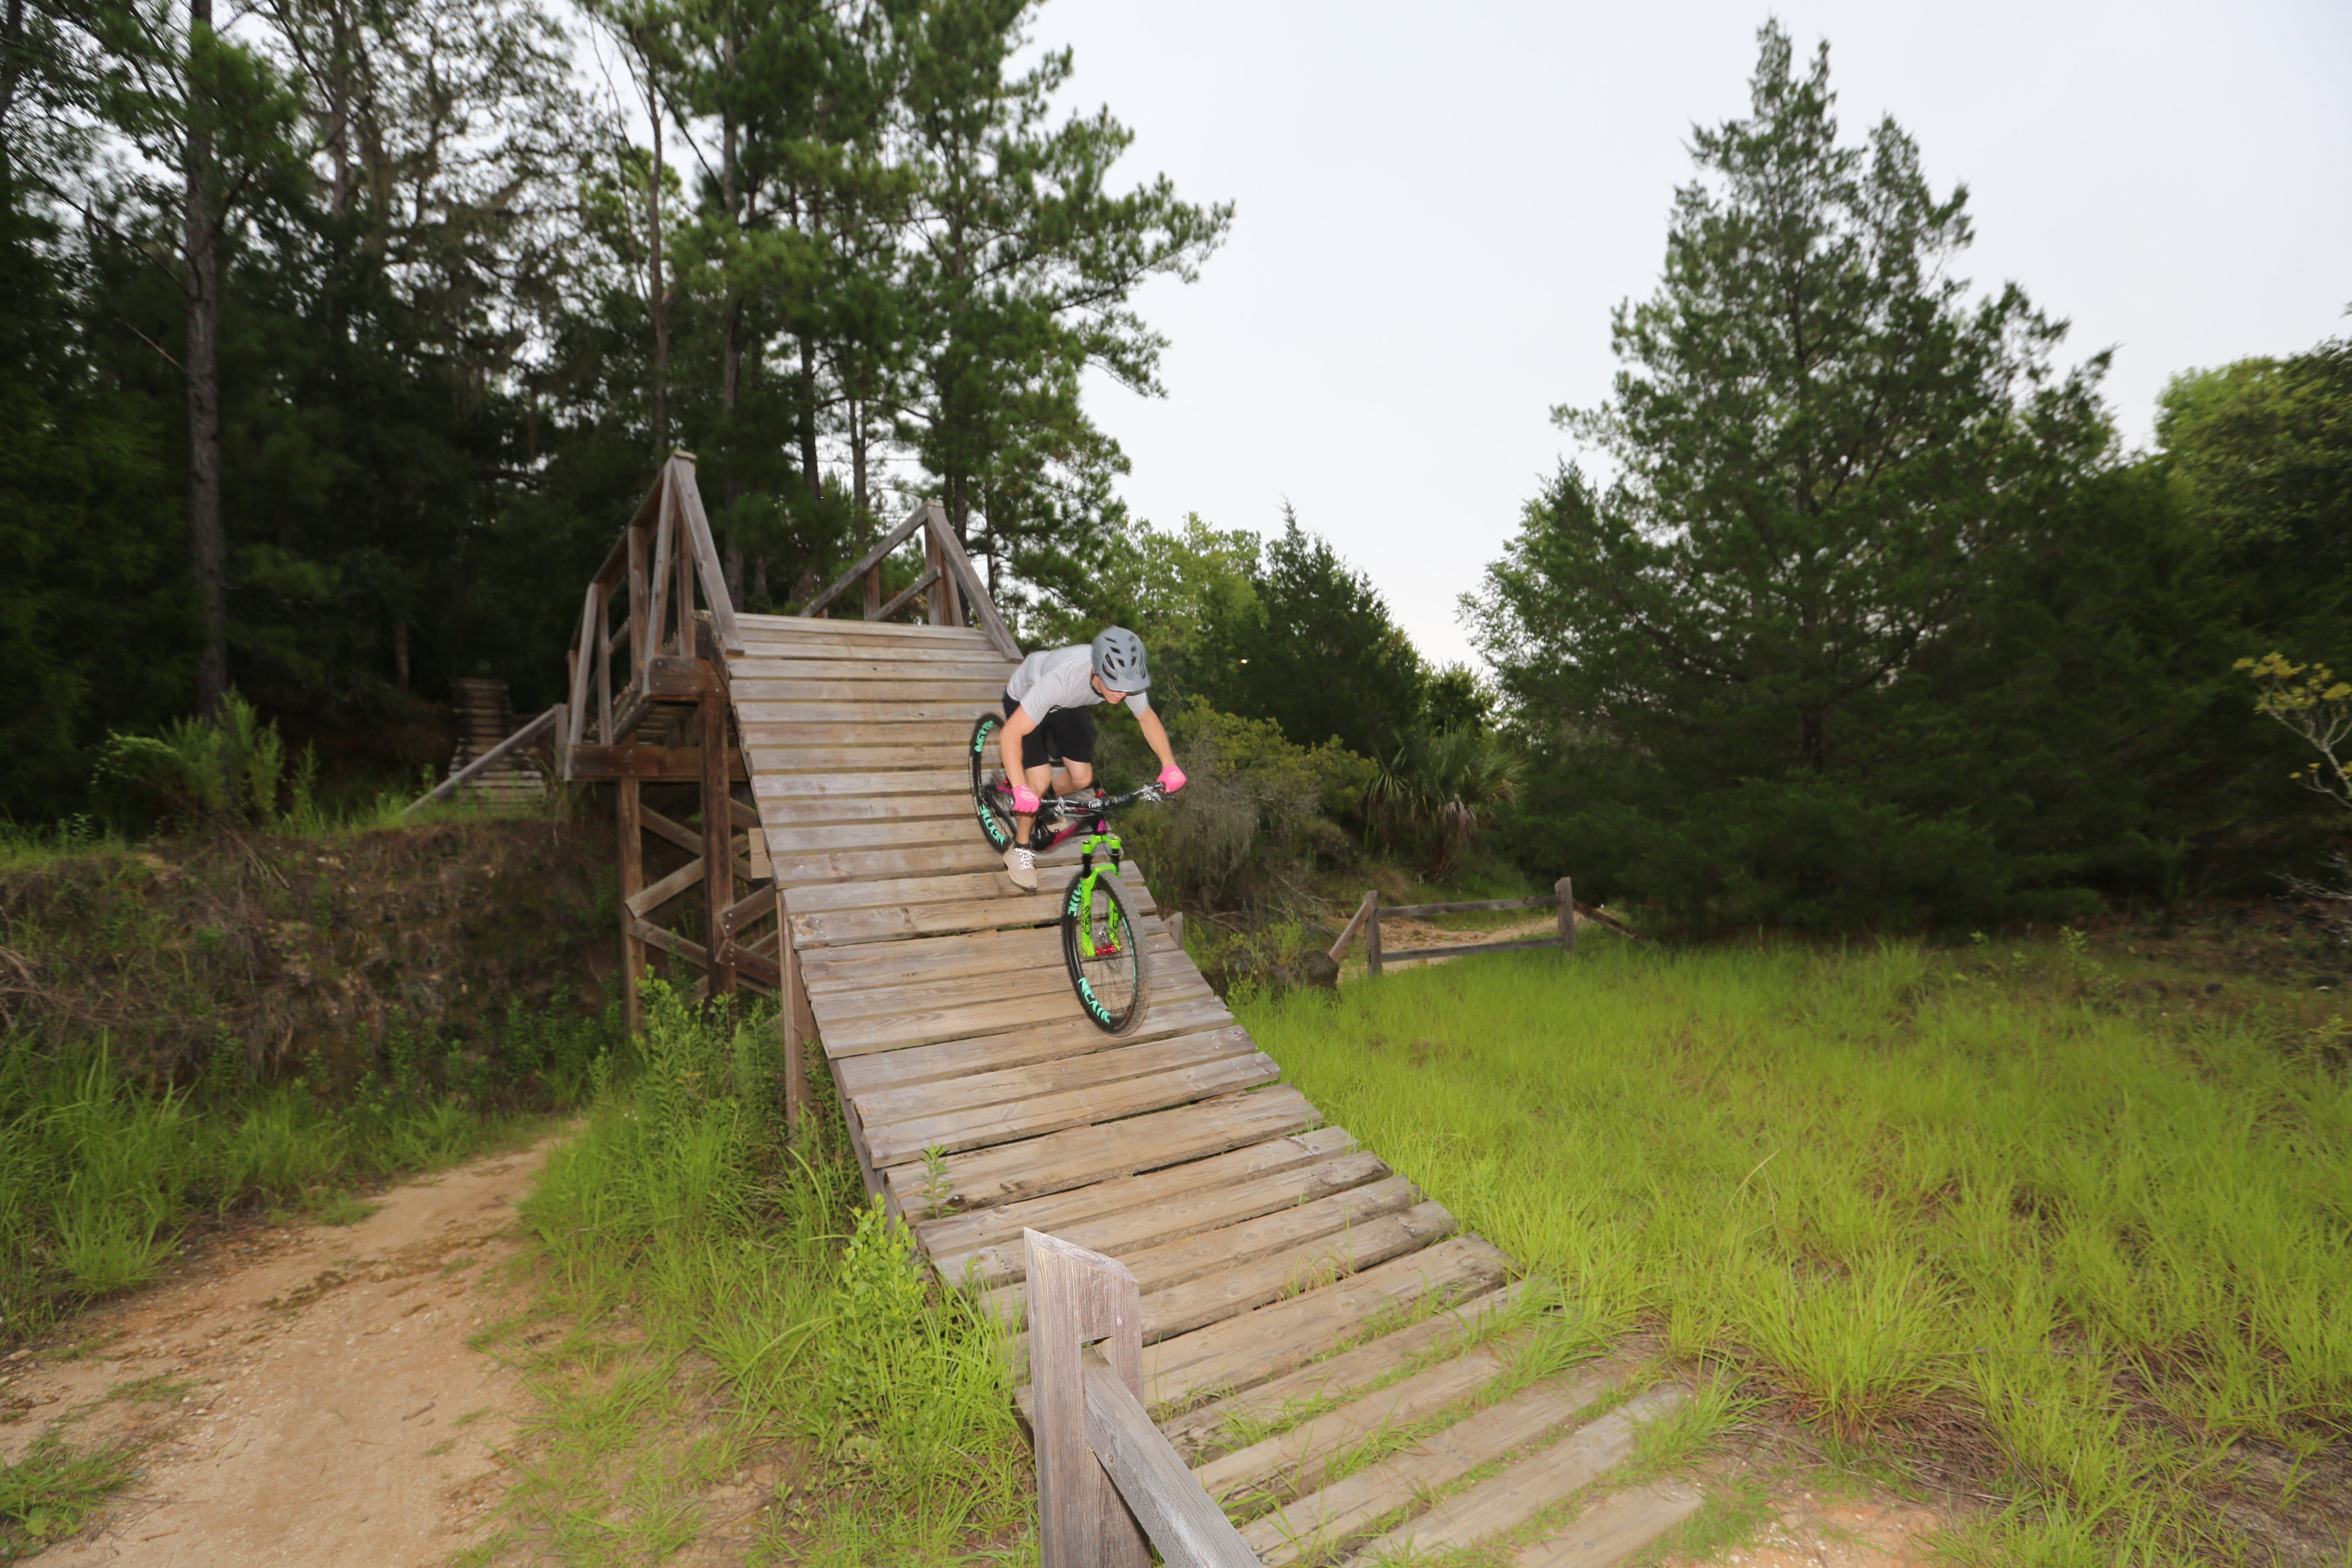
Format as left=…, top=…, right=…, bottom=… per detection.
left=1027, top=1229, right=1260, bottom=1568
left=795, top=500, right=1021, bottom=662
left=559, top=452, right=744, bottom=757
left=1327, top=878, right=1639, bottom=976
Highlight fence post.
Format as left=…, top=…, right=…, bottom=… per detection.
left=1027, top=1231, right=1150, bottom=1568
left=1557, top=876, right=1576, bottom=954
left=1166, top=911, right=1185, bottom=950
left=1366, top=892, right=1383, bottom=978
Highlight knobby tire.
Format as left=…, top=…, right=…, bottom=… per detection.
left=1062, top=872, right=1149, bottom=1035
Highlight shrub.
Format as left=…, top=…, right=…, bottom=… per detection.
left=1109, top=699, right=1374, bottom=914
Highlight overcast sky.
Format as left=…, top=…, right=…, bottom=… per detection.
left=1022, top=0, right=2352, bottom=668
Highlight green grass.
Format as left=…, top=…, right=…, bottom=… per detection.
left=480, top=983, right=1034, bottom=1566
left=1238, top=937, right=2352, bottom=1564
left=0, top=1434, right=143, bottom=1560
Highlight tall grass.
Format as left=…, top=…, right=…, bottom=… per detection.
left=0, top=1000, right=612, bottom=1339
left=1241, top=940, right=2352, bottom=1563
left=493, top=984, right=1030, bottom=1565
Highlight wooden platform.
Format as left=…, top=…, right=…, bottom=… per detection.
left=729, top=613, right=1699, bottom=1566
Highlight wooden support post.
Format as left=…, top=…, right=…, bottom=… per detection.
left=673, top=478, right=695, bottom=656
left=619, top=779, right=645, bottom=1038
left=626, top=523, right=649, bottom=673
left=780, top=914, right=811, bottom=1136
left=1327, top=890, right=1378, bottom=964
left=1366, top=891, right=1383, bottom=978
left=925, top=531, right=948, bottom=624
left=1027, top=1231, right=1149, bottom=1568
left=864, top=562, right=882, bottom=620
left=699, top=686, right=737, bottom=997
left=1557, top=876, right=1576, bottom=954
left=1165, top=911, right=1184, bottom=951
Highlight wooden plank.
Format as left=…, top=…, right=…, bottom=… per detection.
left=888, top=1085, right=1319, bottom=1220
left=633, top=917, right=709, bottom=970
left=756, top=793, right=967, bottom=827
left=790, top=862, right=1162, bottom=927
left=1383, top=895, right=1560, bottom=918
left=626, top=854, right=704, bottom=920
left=1026, top=1234, right=1151, bottom=1568
left=1242, top=1366, right=1631, bottom=1566
left=673, top=460, right=743, bottom=652
left=1127, top=1198, right=1452, bottom=1344
left=797, top=507, right=930, bottom=619
left=800, top=916, right=1167, bottom=991
left=1136, top=1236, right=1514, bottom=1416
left=1515, top=1481, right=1704, bottom=1568
left=1327, top=891, right=1377, bottom=963
left=734, top=611, right=992, bottom=639
left=726, top=663, right=1011, bottom=685
left=986, top=1180, right=1433, bottom=1334
left=751, top=747, right=971, bottom=780
left=1193, top=1330, right=1537, bottom=1505
left=1082, top=1360, right=1259, bottom=1568
left=733, top=678, right=1004, bottom=704
left=811, top=949, right=1183, bottom=1027
left=1337, top=1390, right=1684, bottom=1568
left=732, top=697, right=998, bottom=724
left=619, top=778, right=645, bottom=1038
left=764, top=817, right=975, bottom=855
left=922, top=1129, right=1365, bottom=1287
left=818, top=971, right=1218, bottom=1060
left=865, top=1051, right=1281, bottom=1167
left=728, top=639, right=1011, bottom=665
left=856, top=1027, right=1253, bottom=1135
left=832, top=990, right=1228, bottom=1100
left=739, top=720, right=975, bottom=751
left=1156, top=1281, right=1530, bottom=1456
left=751, top=768, right=968, bottom=798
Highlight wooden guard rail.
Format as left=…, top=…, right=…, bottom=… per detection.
left=794, top=499, right=1021, bottom=662
left=1328, top=878, right=1626, bottom=976
left=1026, top=1229, right=1260, bottom=1568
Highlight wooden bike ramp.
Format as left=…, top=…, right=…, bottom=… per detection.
left=732, top=611, right=1704, bottom=1567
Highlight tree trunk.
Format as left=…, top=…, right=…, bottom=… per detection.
left=719, top=85, right=745, bottom=604
left=186, top=0, right=228, bottom=716
left=850, top=393, right=868, bottom=519
left=644, top=66, right=668, bottom=453
left=392, top=618, right=409, bottom=693
left=799, top=336, right=820, bottom=503
left=0, top=0, right=27, bottom=168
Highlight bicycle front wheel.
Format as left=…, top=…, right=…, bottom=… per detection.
left=1062, top=872, right=1150, bottom=1034
left=969, top=712, right=1017, bottom=850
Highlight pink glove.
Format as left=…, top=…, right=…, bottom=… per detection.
left=1011, top=785, right=1041, bottom=814
left=1158, top=764, right=1187, bottom=794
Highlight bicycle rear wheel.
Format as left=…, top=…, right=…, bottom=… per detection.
left=1062, top=872, right=1149, bottom=1034
left=969, top=713, right=1017, bottom=850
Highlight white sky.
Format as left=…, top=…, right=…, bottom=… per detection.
left=1029, top=0, right=2352, bottom=668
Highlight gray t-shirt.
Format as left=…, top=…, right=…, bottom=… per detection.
left=1007, top=644, right=1152, bottom=724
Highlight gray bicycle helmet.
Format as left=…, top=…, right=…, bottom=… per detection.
left=1091, top=626, right=1150, bottom=691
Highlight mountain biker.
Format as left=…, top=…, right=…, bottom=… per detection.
left=999, top=626, right=1186, bottom=890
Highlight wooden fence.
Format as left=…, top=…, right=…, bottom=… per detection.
left=1027, top=1229, right=1261, bottom=1568
left=1327, top=878, right=1640, bottom=976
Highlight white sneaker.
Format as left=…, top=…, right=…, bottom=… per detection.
left=1004, top=844, right=1037, bottom=890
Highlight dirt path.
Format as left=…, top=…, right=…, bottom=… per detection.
left=2, top=1141, right=552, bottom=1566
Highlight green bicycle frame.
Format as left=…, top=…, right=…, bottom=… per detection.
left=1065, top=831, right=1126, bottom=957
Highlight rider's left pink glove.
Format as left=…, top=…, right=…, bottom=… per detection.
left=1158, top=764, right=1187, bottom=794
left=1011, top=785, right=1041, bottom=814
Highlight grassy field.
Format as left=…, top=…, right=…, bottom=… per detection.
left=470, top=984, right=1030, bottom=1566
left=1238, top=934, right=2352, bottom=1564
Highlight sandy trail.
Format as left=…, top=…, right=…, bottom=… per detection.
left=3, top=1141, right=551, bottom=1566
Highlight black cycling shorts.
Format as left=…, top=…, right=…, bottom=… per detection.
left=1002, top=693, right=1096, bottom=771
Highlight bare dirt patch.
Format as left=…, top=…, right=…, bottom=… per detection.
left=3, top=1141, right=552, bottom=1566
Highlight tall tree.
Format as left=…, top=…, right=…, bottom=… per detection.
left=1196, top=512, right=1427, bottom=760
left=1467, top=23, right=2154, bottom=928
left=895, top=0, right=1229, bottom=608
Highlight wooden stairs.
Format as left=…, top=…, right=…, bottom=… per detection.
left=730, top=611, right=1707, bottom=1567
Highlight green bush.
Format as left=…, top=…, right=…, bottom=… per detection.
left=92, top=692, right=319, bottom=831
left=1111, top=699, right=1374, bottom=914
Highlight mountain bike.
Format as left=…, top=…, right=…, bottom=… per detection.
left=968, top=712, right=1164, bottom=1033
